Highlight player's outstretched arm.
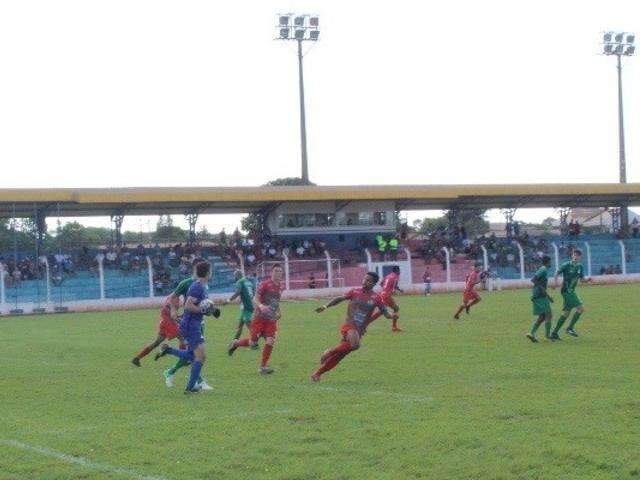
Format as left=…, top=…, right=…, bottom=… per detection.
left=315, top=296, right=347, bottom=313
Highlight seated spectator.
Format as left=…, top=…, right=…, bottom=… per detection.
left=308, top=274, right=317, bottom=289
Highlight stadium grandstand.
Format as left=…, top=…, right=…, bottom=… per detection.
left=0, top=183, right=639, bottom=314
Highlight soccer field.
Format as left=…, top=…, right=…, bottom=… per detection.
left=2, top=284, right=639, bottom=480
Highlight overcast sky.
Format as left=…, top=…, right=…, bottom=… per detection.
left=0, top=0, right=638, bottom=232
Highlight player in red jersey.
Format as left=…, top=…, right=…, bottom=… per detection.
left=453, top=262, right=483, bottom=319
left=369, top=265, right=403, bottom=332
left=227, top=264, right=284, bottom=375
left=311, top=271, right=398, bottom=382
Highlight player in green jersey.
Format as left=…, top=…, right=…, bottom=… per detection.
left=526, top=255, right=554, bottom=343
left=551, top=249, right=591, bottom=339
left=227, top=270, right=256, bottom=341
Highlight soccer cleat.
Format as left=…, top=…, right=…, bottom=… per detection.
left=566, top=328, right=579, bottom=337
left=154, top=344, right=170, bottom=361
left=465, top=305, right=470, bottom=314
left=250, top=343, right=259, bottom=350
left=259, top=366, right=275, bottom=375
left=163, top=370, right=174, bottom=388
left=453, top=314, right=460, bottom=320
left=227, top=340, right=238, bottom=357
left=184, top=387, right=201, bottom=395
left=131, top=357, right=141, bottom=367
left=198, top=381, right=214, bottom=391
left=550, top=332, right=561, bottom=341
left=310, top=373, right=321, bottom=383
left=526, top=333, right=539, bottom=343
left=391, top=327, right=404, bottom=332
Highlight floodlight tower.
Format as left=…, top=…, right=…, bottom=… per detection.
left=276, top=14, right=320, bottom=185
left=603, top=31, right=635, bottom=231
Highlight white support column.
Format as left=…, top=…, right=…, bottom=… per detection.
left=403, top=247, right=412, bottom=285
left=283, top=252, right=290, bottom=291
left=583, top=241, right=592, bottom=277
left=98, top=255, right=105, bottom=300
left=236, top=249, right=245, bottom=276
left=441, top=247, right=451, bottom=284
left=551, top=242, right=559, bottom=272
left=364, top=248, right=373, bottom=272
left=480, top=245, right=489, bottom=272
left=324, top=250, right=333, bottom=288
left=0, top=262, right=5, bottom=308
left=146, top=256, right=154, bottom=297
left=516, top=241, right=525, bottom=280
left=43, top=257, right=51, bottom=305
left=618, top=240, right=627, bottom=275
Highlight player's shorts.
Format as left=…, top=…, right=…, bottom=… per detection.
left=380, top=294, right=398, bottom=311
left=463, top=290, right=480, bottom=304
left=532, top=297, right=552, bottom=316
left=250, top=318, right=278, bottom=340
left=158, top=314, right=180, bottom=340
left=179, top=321, right=204, bottom=350
left=238, top=309, right=254, bottom=324
left=561, top=291, right=582, bottom=311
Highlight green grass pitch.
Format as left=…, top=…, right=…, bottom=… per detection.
left=2, top=284, right=639, bottom=480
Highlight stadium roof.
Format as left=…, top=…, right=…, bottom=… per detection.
left=0, top=183, right=639, bottom=218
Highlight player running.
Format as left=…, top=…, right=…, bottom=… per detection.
left=526, top=255, right=554, bottom=343
left=131, top=257, right=204, bottom=368
left=311, top=271, right=398, bottom=382
left=156, top=261, right=214, bottom=394
left=369, top=265, right=403, bottom=332
left=551, top=249, right=591, bottom=339
left=227, top=270, right=256, bottom=341
left=227, top=264, right=284, bottom=375
left=453, top=262, right=483, bottom=319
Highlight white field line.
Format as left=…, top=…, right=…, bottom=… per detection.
left=38, top=408, right=294, bottom=436
left=0, top=439, right=167, bottom=480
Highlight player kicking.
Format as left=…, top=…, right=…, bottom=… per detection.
left=227, top=270, right=256, bottom=341
left=526, top=255, right=554, bottom=343
left=156, top=261, right=213, bottom=393
left=369, top=265, right=403, bottom=332
left=551, top=249, right=591, bottom=339
left=453, top=262, right=483, bottom=319
left=311, top=271, right=398, bottom=382
left=227, top=264, right=283, bottom=375
left=131, top=257, right=204, bottom=368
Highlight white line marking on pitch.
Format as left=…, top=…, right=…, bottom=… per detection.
left=0, top=439, right=167, bottom=480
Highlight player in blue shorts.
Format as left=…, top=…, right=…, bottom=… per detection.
left=157, top=261, right=213, bottom=394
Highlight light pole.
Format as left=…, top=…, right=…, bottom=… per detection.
left=603, top=31, right=635, bottom=231
left=276, top=14, right=320, bottom=185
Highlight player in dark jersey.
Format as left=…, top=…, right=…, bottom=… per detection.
left=551, top=249, right=591, bottom=338
left=227, top=270, right=256, bottom=341
left=311, top=271, right=398, bottom=382
left=227, top=264, right=284, bottom=374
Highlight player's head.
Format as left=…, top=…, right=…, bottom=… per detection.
left=391, top=265, right=400, bottom=274
left=191, top=257, right=205, bottom=275
left=271, top=263, right=284, bottom=282
left=572, top=249, right=582, bottom=262
left=363, top=271, right=379, bottom=290
left=234, top=269, right=243, bottom=281
left=542, top=255, right=551, bottom=267
left=195, top=261, right=211, bottom=281
left=474, top=262, right=483, bottom=271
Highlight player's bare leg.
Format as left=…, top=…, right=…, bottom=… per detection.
left=311, top=330, right=359, bottom=382
left=132, top=334, right=165, bottom=366
left=465, top=297, right=481, bottom=314
left=391, top=305, right=402, bottom=332
left=233, top=320, right=245, bottom=340
left=453, top=303, right=467, bottom=320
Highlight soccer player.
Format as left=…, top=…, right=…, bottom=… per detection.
left=310, top=271, right=398, bottom=382
left=130, top=257, right=204, bottom=369
left=551, top=249, right=591, bottom=339
left=369, top=265, right=403, bottom=332
left=156, top=261, right=213, bottom=393
left=526, top=255, right=554, bottom=343
left=228, top=269, right=256, bottom=341
left=453, top=262, right=483, bottom=319
left=227, top=264, right=284, bottom=374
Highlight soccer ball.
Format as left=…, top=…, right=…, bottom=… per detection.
left=200, top=299, right=221, bottom=318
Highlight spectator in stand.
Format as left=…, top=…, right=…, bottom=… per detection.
left=296, top=244, right=305, bottom=258
left=423, top=268, right=432, bottom=296
left=308, top=274, right=317, bottom=289
left=599, top=266, right=606, bottom=275
left=389, top=236, right=399, bottom=261
left=219, top=228, right=227, bottom=246
left=376, top=234, right=387, bottom=261
left=632, top=218, right=639, bottom=238
left=614, top=264, right=622, bottom=274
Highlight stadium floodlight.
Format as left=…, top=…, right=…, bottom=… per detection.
left=274, top=14, right=321, bottom=185
left=601, top=31, right=635, bottom=232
